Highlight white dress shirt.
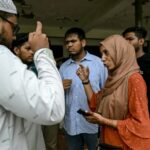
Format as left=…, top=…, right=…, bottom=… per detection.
left=0, top=45, right=65, bottom=150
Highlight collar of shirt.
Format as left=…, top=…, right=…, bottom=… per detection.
left=67, top=51, right=93, bottom=65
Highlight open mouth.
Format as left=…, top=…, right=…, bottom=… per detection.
left=103, top=63, right=108, bottom=68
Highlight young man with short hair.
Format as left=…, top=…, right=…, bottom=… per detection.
left=59, top=27, right=107, bottom=150
left=123, top=26, right=150, bottom=112
left=12, top=33, right=59, bottom=150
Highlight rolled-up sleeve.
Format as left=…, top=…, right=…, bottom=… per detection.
left=0, top=46, right=65, bottom=125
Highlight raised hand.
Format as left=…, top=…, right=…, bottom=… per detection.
left=28, top=21, right=49, bottom=52
left=76, top=64, right=89, bottom=82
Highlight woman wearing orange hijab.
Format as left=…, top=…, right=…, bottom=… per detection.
left=76, top=35, right=150, bottom=150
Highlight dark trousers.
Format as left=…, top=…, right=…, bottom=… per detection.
left=65, top=132, right=98, bottom=150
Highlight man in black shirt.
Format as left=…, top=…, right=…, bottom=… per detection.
left=122, top=26, right=150, bottom=113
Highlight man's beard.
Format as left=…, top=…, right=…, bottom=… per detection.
left=0, top=35, right=11, bottom=49
left=23, top=60, right=33, bottom=66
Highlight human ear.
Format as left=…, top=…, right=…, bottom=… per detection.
left=13, top=47, right=20, bottom=56
left=139, top=38, right=144, bottom=46
left=81, top=39, right=86, bottom=48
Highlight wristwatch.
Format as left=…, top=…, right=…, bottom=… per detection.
left=82, top=80, right=90, bottom=84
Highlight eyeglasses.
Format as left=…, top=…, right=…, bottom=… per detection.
left=0, top=16, right=20, bottom=35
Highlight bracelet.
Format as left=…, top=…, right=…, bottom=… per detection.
left=82, top=80, right=90, bottom=84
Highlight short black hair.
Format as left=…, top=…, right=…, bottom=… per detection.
left=12, top=33, right=29, bottom=48
left=64, top=27, right=86, bottom=40
left=122, top=26, right=147, bottom=39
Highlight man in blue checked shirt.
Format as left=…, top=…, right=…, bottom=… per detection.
left=59, top=27, right=107, bottom=150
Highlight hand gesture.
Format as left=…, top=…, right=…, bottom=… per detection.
left=28, top=21, right=49, bottom=53
left=76, top=64, right=89, bottom=82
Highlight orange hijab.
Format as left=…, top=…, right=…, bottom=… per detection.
left=98, top=35, right=139, bottom=119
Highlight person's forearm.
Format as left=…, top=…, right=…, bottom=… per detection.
left=82, top=80, right=94, bottom=102
left=101, top=116, right=117, bottom=128
left=34, top=48, right=65, bottom=124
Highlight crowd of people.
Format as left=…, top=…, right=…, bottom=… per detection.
left=0, top=0, right=150, bottom=150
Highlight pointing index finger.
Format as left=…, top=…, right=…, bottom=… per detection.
left=35, top=21, right=42, bottom=34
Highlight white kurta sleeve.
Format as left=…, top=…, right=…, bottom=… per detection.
left=0, top=45, right=65, bottom=125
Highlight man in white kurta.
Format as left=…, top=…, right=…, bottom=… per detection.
left=0, top=0, right=65, bottom=150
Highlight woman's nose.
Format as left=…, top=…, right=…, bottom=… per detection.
left=101, top=55, right=105, bottom=62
